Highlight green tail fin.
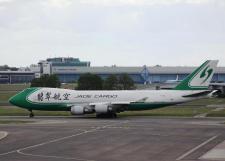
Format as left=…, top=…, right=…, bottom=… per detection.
left=174, top=60, right=218, bottom=90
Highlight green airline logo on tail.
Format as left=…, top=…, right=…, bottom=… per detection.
left=200, top=66, right=213, bottom=84
left=174, top=60, right=218, bottom=90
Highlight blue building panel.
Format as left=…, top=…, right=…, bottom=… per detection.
left=178, top=74, right=189, bottom=80
left=57, top=74, right=80, bottom=83
left=0, top=72, right=35, bottom=84
left=10, top=75, right=34, bottom=83
left=159, top=74, right=178, bottom=82
left=0, top=75, right=9, bottom=83
left=128, top=74, right=144, bottom=83
left=217, top=74, right=225, bottom=82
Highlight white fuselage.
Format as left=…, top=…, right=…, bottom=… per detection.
left=28, top=88, right=207, bottom=105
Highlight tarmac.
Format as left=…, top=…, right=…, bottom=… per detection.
left=0, top=116, right=225, bottom=161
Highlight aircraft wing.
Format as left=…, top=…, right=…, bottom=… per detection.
left=182, top=91, right=211, bottom=97
left=89, top=102, right=129, bottom=106
left=89, top=97, right=149, bottom=106
left=87, top=97, right=149, bottom=113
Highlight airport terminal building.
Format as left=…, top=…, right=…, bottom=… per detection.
left=1, top=57, right=225, bottom=84
left=52, top=66, right=225, bottom=84
left=0, top=71, right=34, bottom=84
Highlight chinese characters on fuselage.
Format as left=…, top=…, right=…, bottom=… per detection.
left=37, top=92, right=71, bottom=101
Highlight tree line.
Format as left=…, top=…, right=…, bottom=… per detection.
left=31, top=73, right=135, bottom=90
left=30, top=74, right=61, bottom=88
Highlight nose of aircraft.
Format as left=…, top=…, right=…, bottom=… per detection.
left=9, top=94, right=19, bottom=106
left=8, top=88, right=38, bottom=108
left=8, top=88, right=38, bottom=109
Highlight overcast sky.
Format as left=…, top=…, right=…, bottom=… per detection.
left=0, top=0, right=225, bottom=67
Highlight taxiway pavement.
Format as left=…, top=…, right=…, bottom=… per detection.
left=0, top=116, right=225, bottom=161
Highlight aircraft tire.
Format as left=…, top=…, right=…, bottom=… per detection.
left=96, top=113, right=117, bottom=118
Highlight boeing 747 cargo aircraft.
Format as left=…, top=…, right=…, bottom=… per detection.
left=9, top=60, right=218, bottom=118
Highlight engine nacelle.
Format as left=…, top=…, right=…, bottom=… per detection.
left=95, top=104, right=113, bottom=113
left=70, top=105, right=94, bottom=115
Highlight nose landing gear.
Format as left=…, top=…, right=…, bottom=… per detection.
left=29, top=110, right=34, bottom=118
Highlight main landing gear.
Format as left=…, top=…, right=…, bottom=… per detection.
left=96, top=113, right=117, bottom=118
left=29, top=110, right=34, bottom=118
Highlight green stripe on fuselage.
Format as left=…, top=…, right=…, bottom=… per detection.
left=9, top=88, right=70, bottom=111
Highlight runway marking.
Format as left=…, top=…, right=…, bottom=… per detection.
left=29, top=120, right=68, bottom=124
left=0, top=126, right=104, bottom=157
left=17, top=151, right=95, bottom=161
left=0, top=131, right=8, bottom=140
left=0, top=150, right=16, bottom=156
left=176, top=135, right=218, bottom=160
left=0, top=120, right=129, bottom=161
left=200, top=140, right=225, bottom=160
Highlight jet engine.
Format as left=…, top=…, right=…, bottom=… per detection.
left=95, top=104, right=113, bottom=113
left=70, top=105, right=94, bottom=115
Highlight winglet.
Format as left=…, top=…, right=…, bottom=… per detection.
left=174, top=60, right=218, bottom=90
